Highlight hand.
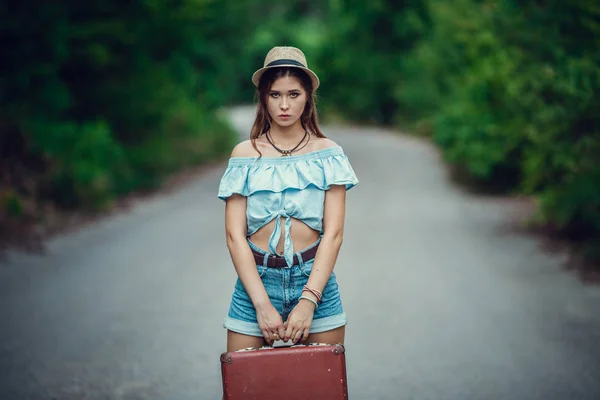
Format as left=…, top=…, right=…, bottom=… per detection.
left=255, top=302, right=285, bottom=345
left=284, top=298, right=316, bottom=344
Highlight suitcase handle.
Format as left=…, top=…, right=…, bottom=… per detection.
left=233, top=342, right=344, bottom=352
left=270, top=341, right=339, bottom=349
left=221, top=343, right=346, bottom=364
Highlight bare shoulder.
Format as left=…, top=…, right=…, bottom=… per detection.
left=312, top=137, right=340, bottom=151
left=230, top=140, right=259, bottom=157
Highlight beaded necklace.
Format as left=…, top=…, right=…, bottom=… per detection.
left=265, top=130, right=310, bottom=157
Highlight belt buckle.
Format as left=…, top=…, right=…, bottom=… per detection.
left=268, top=253, right=282, bottom=263
left=269, top=252, right=286, bottom=268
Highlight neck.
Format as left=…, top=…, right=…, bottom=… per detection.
left=268, top=121, right=307, bottom=147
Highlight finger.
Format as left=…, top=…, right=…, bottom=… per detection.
left=267, top=324, right=279, bottom=340
left=284, top=323, right=294, bottom=342
left=290, top=325, right=302, bottom=343
left=292, top=328, right=303, bottom=343
left=302, top=327, right=310, bottom=342
left=278, top=325, right=286, bottom=339
left=262, top=329, right=272, bottom=345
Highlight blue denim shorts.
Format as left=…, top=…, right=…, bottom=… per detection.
left=223, top=238, right=347, bottom=337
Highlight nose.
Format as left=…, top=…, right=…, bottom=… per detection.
left=280, top=97, right=289, bottom=111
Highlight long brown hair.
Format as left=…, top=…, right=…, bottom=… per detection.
left=250, top=67, right=325, bottom=157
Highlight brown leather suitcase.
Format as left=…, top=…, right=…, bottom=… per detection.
left=220, top=343, right=349, bottom=399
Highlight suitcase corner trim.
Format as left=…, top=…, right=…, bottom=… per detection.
left=333, top=343, right=345, bottom=355
left=220, top=352, right=232, bottom=364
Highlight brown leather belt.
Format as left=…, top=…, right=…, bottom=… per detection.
left=252, top=243, right=320, bottom=268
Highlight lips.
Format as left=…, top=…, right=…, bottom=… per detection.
left=279, top=114, right=291, bottom=119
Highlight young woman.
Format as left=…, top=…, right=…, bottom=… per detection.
left=218, top=46, right=359, bottom=352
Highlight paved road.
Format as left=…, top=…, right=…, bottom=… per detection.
left=2, top=106, right=600, bottom=400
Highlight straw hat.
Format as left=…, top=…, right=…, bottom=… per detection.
left=252, top=46, right=320, bottom=90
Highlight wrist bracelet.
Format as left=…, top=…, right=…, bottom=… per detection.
left=302, top=285, right=323, bottom=302
left=302, top=288, right=322, bottom=303
left=299, top=295, right=319, bottom=308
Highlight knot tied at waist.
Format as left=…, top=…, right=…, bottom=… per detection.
left=268, top=212, right=294, bottom=267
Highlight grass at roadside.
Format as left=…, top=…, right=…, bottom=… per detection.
left=0, top=113, right=238, bottom=258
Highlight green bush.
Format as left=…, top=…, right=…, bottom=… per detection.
left=315, top=0, right=429, bottom=124
left=318, top=0, right=600, bottom=260
left=24, top=119, right=124, bottom=209
left=123, top=100, right=237, bottom=192
left=402, top=0, right=600, bottom=257
left=1, top=0, right=261, bottom=215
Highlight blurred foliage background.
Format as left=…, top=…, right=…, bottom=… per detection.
left=1, top=0, right=599, bottom=261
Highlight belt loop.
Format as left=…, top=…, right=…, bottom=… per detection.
left=295, top=250, right=304, bottom=267
left=262, top=252, right=269, bottom=268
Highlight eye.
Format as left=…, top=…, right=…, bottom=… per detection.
left=270, top=92, right=280, bottom=98
left=290, top=92, right=300, bottom=98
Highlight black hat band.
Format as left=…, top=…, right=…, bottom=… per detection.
left=266, top=59, right=306, bottom=68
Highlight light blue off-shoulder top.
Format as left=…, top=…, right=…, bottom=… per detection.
left=218, top=146, right=359, bottom=267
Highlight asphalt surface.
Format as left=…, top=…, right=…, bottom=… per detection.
left=1, top=106, right=600, bottom=400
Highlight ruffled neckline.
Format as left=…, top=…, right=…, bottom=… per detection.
left=227, top=146, right=344, bottom=165
left=218, top=144, right=359, bottom=201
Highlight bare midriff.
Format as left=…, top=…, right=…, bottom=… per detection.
left=249, top=217, right=320, bottom=255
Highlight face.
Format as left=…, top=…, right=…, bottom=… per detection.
left=266, top=75, right=308, bottom=128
